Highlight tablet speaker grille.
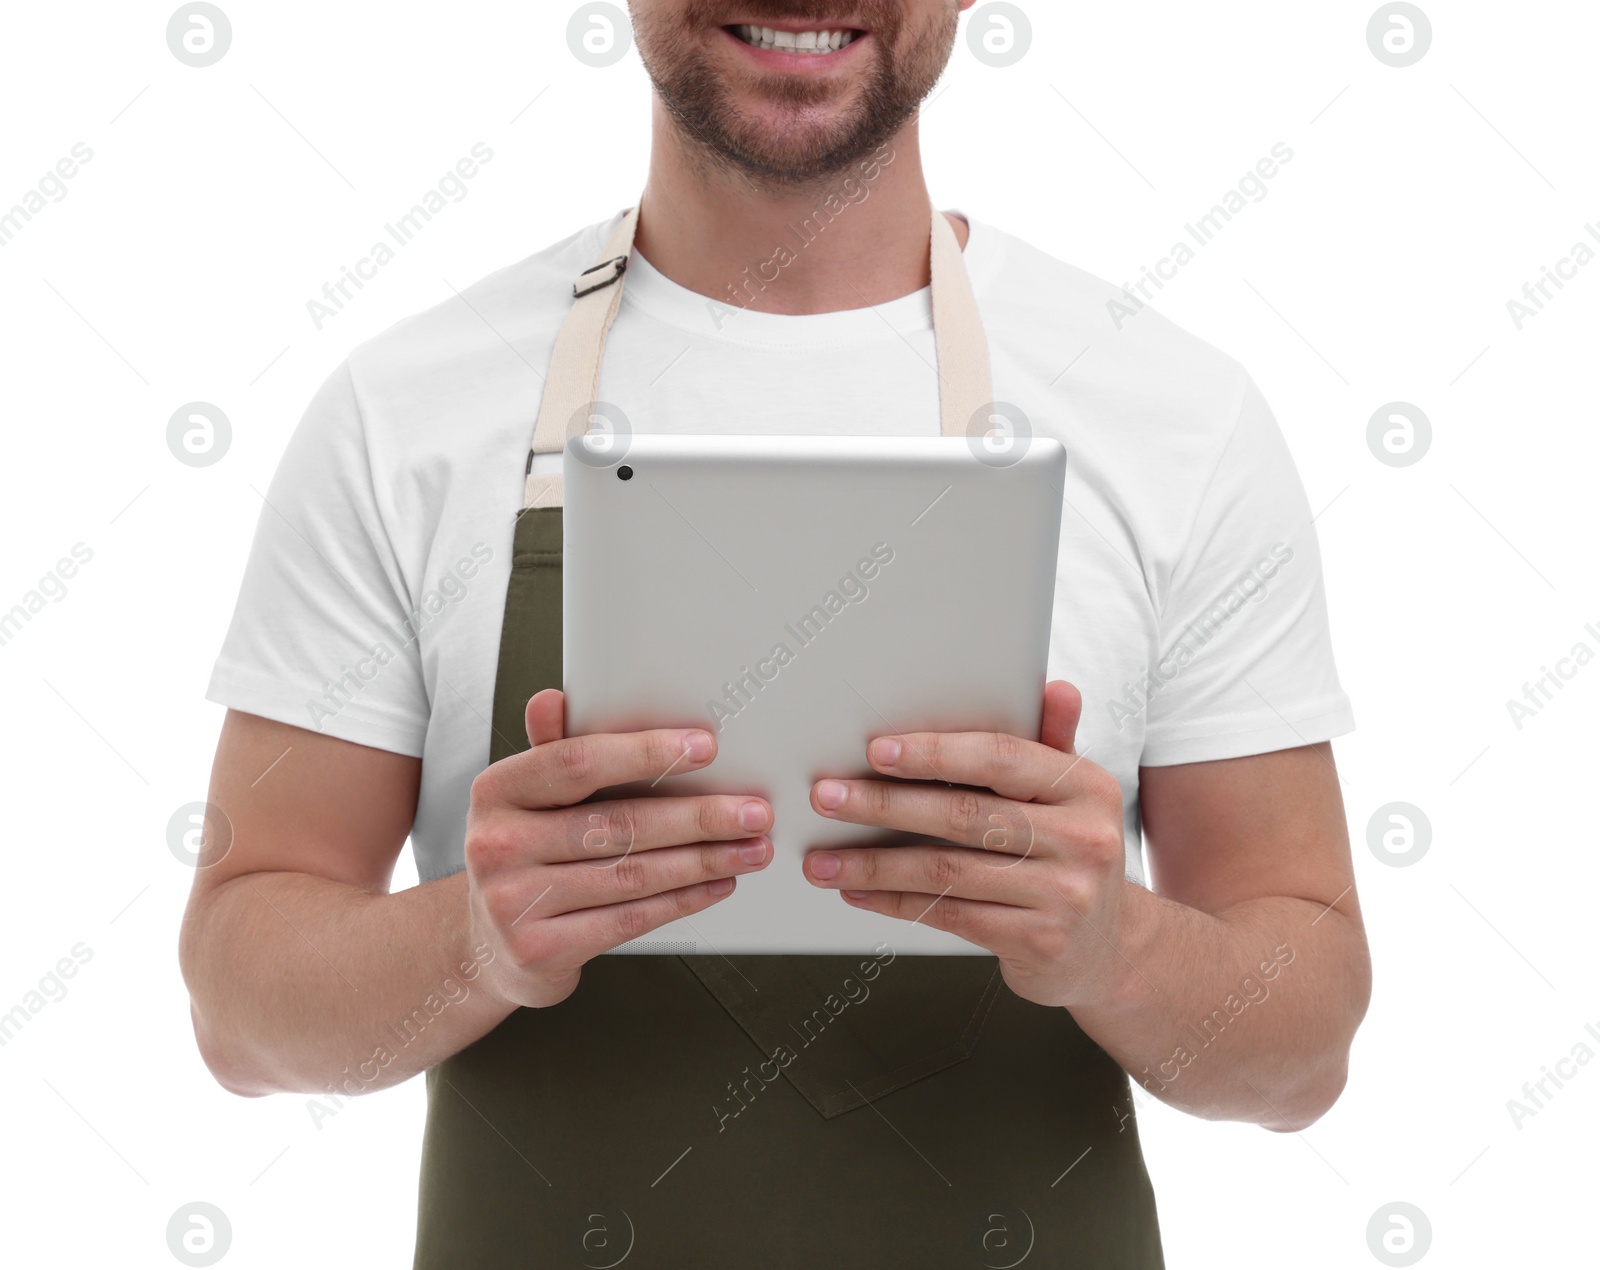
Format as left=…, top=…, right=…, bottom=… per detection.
left=609, top=938, right=700, bottom=954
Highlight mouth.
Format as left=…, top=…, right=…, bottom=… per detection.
left=724, top=22, right=866, bottom=57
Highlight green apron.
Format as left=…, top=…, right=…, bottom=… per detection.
left=413, top=203, right=1165, bottom=1269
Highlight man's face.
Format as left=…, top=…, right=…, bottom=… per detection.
left=630, top=1, right=964, bottom=185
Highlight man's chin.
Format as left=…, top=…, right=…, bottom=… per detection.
left=640, top=9, right=939, bottom=186
left=690, top=91, right=882, bottom=182
left=713, top=131, right=883, bottom=185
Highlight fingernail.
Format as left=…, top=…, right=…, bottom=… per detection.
left=739, top=839, right=769, bottom=866
left=709, top=877, right=735, bottom=896
left=869, top=736, right=902, bottom=766
left=685, top=731, right=714, bottom=762
left=809, top=852, right=841, bottom=880
left=842, top=890, right=870, bottom=901
left=739, top=801, right=769, bottom=832
left=815, top=780, right=847, bottom=810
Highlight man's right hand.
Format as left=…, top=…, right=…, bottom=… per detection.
left=465, top=687, right=772, bottom=1009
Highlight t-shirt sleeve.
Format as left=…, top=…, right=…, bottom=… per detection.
left=204, top=360, right=431, bottom=757
left=1139, top=371, right=1355, bottom=766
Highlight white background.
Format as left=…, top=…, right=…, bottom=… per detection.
left=1, top=1, right=1595, bottom=1266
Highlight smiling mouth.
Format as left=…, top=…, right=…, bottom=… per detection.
left=727, top=24, right=864, bottom=54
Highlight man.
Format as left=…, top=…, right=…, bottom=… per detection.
left=182, top=2, right=1370, bottom=1266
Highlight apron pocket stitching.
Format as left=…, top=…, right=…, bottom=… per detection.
left=680, top=955, right=1006, bottom=1120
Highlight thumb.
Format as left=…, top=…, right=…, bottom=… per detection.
left=1039, top=680, right=1083, bottom=755
left=525, top=688, right=567, bottom=749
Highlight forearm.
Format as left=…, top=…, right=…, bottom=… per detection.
left=180, top=869, right=514, bottom=1097
left=1071, top=881, right=1371, bottom=1131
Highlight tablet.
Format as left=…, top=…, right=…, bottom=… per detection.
left=562, top=433, right=1065, bottom=955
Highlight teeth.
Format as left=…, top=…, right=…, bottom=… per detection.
left=735, top=24, right=858, bottom=53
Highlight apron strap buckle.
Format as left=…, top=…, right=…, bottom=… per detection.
left=573, top=254, right=628, bottom=298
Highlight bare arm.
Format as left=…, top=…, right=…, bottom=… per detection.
left=178, top=711, right=504, bottom=1097
left=797, top=682, right=1371, bottom=1132
left=1071, top=741, right=1371, bottom=1131
left=180, top=693, right=774, bottom=1097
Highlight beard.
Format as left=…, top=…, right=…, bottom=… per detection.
left=631, top=1, right=958, bottom=187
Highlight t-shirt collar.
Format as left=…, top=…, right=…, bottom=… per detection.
left=615, top=211, right=994, bottom=348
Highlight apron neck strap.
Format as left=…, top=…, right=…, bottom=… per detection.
left=523, top=198, right=992, bottom=510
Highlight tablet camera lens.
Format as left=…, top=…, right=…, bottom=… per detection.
left=617, top=465, right=633, bottom=481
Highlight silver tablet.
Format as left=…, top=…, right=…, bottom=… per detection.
left=562, top=433, right=1065, bottom=955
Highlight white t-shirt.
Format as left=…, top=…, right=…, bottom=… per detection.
left=206, top=210, right=1355, bottom=887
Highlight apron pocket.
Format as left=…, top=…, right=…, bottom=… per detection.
left=678, top=951, right=1002, bottom=1119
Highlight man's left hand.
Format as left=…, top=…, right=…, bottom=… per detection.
left=804, top=679, right=1133, bottom=1009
